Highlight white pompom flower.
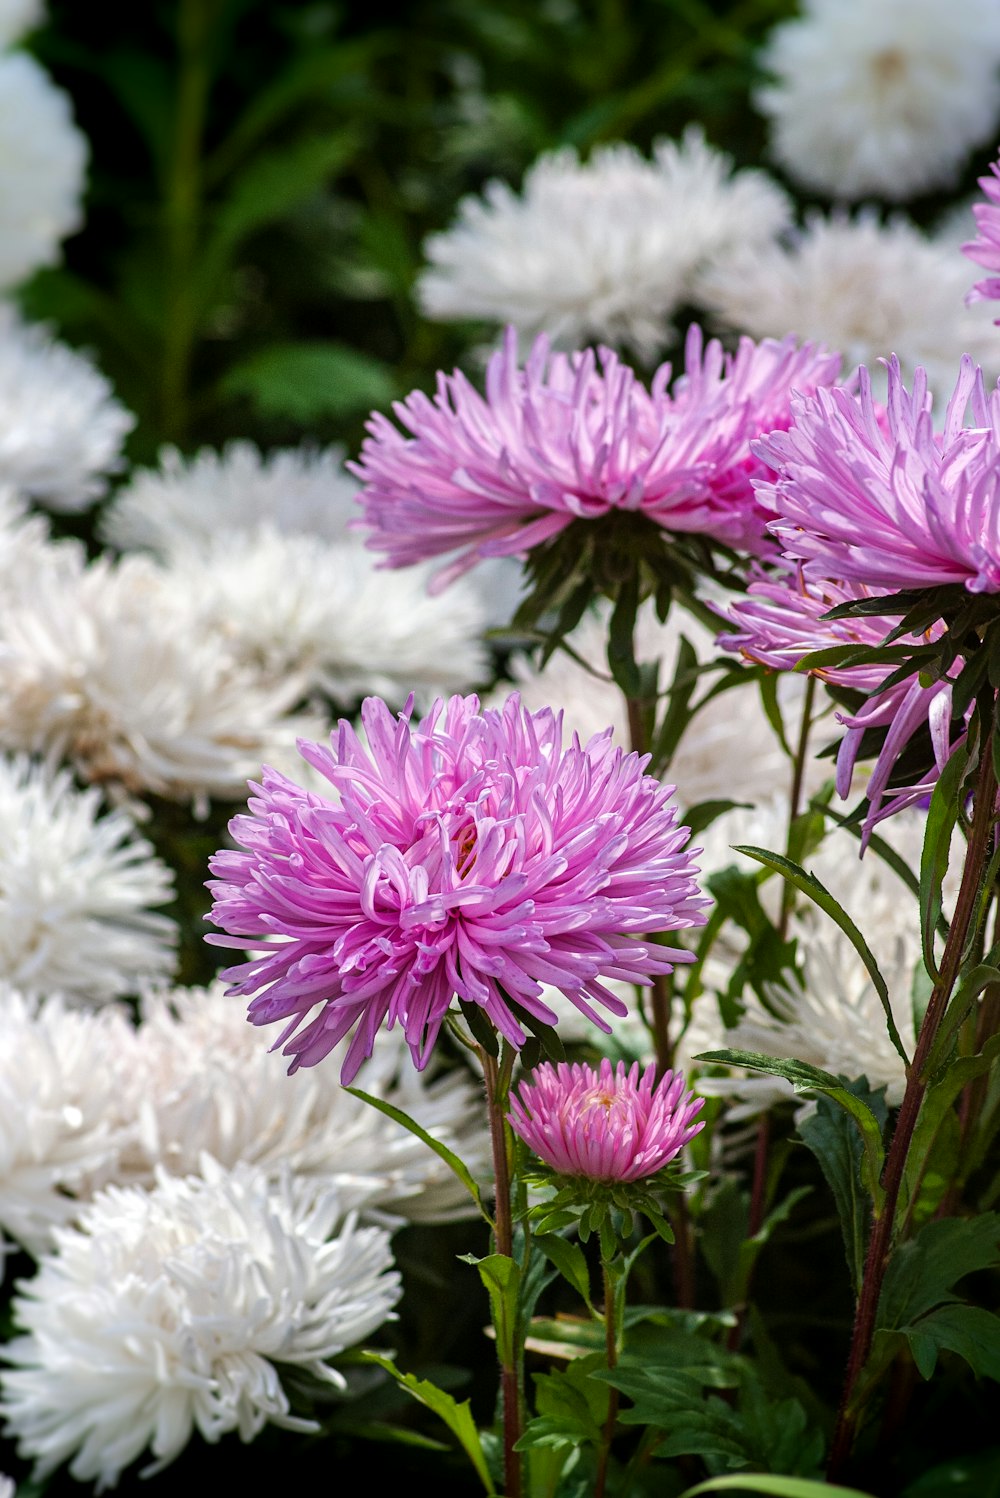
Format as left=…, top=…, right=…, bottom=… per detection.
left=699, top=210, right=999, bottom=401
left=100, top=441, right=360, bottom=554
left=0, top=988, right=138, bottom=1257
left=0, top=547, right=316, bottom=807
left=755, top=0, right=1000, bottom=200
left=0, top=1160, right=401, bottom=1489
left=0, top=307, right=133, bottom=511
left=0, top=754, right=177, bottom=1002
left=417, top=128, right=790, bottom=360
left=0, top=52, right=86, bottom=288
left=126, top=983, right=492, bottom=1225
left=0, top=0, right=43, bottom=45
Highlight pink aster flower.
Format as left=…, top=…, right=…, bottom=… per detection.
left=351, top=324, right=841, bottom=582
left=758, top=354, right=1000, bottom=595
left=507, top=1057, right=704, bottom=1182
left=720, top=566, right=961, bottom=841
left=964, top=154, right=1000, bottom=317
left=206, top=694, right=707, bottom=1084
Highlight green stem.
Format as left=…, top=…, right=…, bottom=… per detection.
left=778, top=673, right=817, bottom=943
left=162, top=0, right=215, bottom=440
left=827, top=729, right=998, bottom=1479
left=595, top=1259, right=620, bottom=1498
left=481, top=1042, right=523, bottom=1498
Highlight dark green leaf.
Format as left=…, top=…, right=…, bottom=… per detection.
left=798, top=1081, right=889, bottom=1294
left=361, top=1352, right=496, bottom=1493
left=220, top=340, right=396, bottom=422
left=920, top=738, right=972, bottom=981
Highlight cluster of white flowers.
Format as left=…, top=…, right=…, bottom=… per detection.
left=417, top=128, right=791, bottom=359
left=755, top=0, right=1000, bottom=200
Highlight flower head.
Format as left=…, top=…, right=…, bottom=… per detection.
left=0, top=1160, right=400, bottom=1489
left=0, top=52, right=87, bottom=290
left=755, top=0, right=1000, bottom=201
left=508, top=1057, right=704, bottom=1182
left=757, top=355, right=1000, bottom=595
left=417, top=129, right=790, bottom=360
left=0, top=307, right=133, bottom=511
left=352, top=324, right=841, bottom=580
left=964, top=154, right=1000, bottom=315
left=207, top=693, right=707, bottom=1083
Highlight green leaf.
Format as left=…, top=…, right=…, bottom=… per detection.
left=878, top=1212, right=1000, bottom=1330
left=695, top=1050, right=887, bottom=1213
left=919, top=738, right=971, bottom=981
left=732, top=846, right=908, bottom=1065
left=361, top=1352, right=496, bottom=1493
left=208, top=128, right=360, bottom=255
left=220, top=340, right=396, bottom=422
left=680, top=1478, right=876, bottom=1498
left=607, top=571, right=642, bottom=699
left=902, top=1447, right=1000, bottom=1496
left=903, top=1034, right=1000, bottom=1222
left=533, top=1234, right=594, bottom=1313
left=798, top=1081, right=889, bottom=1294
left=460, top=1252, right=521, bottom=1367
left=651, top=633, right=699, bottom=769
left=904, top=1303, right=1000, bottom=1381
left=344, top=1086, right=491, bottom=1226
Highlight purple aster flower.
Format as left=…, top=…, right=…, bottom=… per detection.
left=507, top=1057, right=704, bottom=1183
left=721, top=566, right=961, bottom=841
left=964, top=154, right=1000, bottom=317
left=351, top=324, right=841, bottom=582
left=757, top=354, right=1000, bottom=595
left=206, top=694, right=707, bottom=1083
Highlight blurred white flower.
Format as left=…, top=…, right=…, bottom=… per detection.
left=0, top=989, right=137, bottom=1257
left=496, top=599, right=803, bottom=809
left=0, top=548, right=314, bottom=806
left=756, top=0, right=1000, bottom=200
left=0, top=1160, right=401, bottom=1489
left=0, top=52, right=86, bottom=288
left=0, top=0, right=42, bottom=44
left=0, top=307, right=133, bottom=510
left=126, top=983, right=491, bottom=1224
left=163, top=525, right=490, bottom=708
left=700, top=211, right=1000, bottom=400
left=101, top=441, right=360, bottom=553
left=0, top=754, right=176, bottom=1002
left=696, top=907, right=914, bottom=1119
left=417, top=128, right=790, bottom=360
left=0, top=1471, right=15, bottom=1498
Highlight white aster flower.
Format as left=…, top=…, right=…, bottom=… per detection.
left=417, top=127, right=791, bottom=360
left=699, top=210, right=1000, bottom=401
left=125, top=983, right=491, bottom=1224
left=0, top=52, right=86, bottom=289
left=0, top=306, right=133, bottom=510
left=0, top=548, right=314, bottom=806
left=756, top=0, right=1000, bottom=201
left=0, top=1473, right=15, bottom=1498
left=163, top=525, right=490, bottom=708
left=0, top=0, right=42, bottom=44
left=496, top=599, right=803, bottom=809
left=0, top=1160, right=401, bottom=1489
left=0, top=754, right=177, bottom=1002
left=0, top=988, right=138, bottom=1257
left=100, top=441, right=360, bottom=554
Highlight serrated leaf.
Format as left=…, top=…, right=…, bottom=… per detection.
left=877, top=1212, right=1000, bottom=1330
left=362, top=1352, right=496, bottom=1493
left=220, top=340, right=396, bottom=422
left=903, top=1304, right=1000, bottom=1381
left=732, top=846, right=908, bottom=1065
left=344, top=1086, right=491, bottom=1226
